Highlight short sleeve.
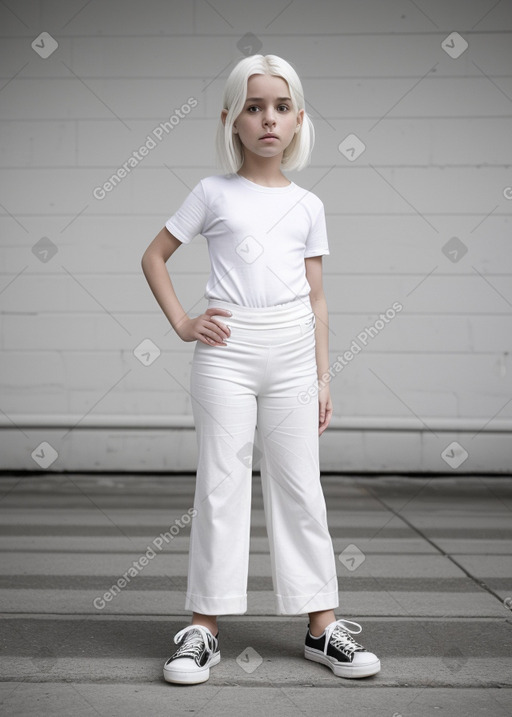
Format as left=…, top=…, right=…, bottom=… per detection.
left=304, top=200, right=330, bottom=257
left=165, top=180, right=207, bottom=244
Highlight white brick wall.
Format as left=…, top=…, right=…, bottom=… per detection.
left=0, top=0, right=511, bottom=472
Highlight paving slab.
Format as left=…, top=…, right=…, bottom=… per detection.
left=0, top=589, right=508, bottom=617
left=0, top=535, right=441, bottom=554
left=2, top=683, right=509, bottom=717
left=0, top=473, right=511, bottom=717
left=0, top=551, right=469, bottom=578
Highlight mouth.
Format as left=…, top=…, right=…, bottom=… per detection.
left=260, top=134, right=278, bottom=140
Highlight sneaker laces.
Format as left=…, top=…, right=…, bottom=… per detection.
left=323, top=619, right=365, bottom=657
left=172, top=625, right=215, bottom=661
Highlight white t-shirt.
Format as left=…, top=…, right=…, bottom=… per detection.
left=165, top=172, right=329, bottom=308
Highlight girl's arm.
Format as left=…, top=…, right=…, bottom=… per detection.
left=141, top=227, right=231, bottom=345
left=305, top=256, right=333, bottom=435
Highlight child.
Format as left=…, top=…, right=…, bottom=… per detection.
left=141, top=54, right=380, bottom=685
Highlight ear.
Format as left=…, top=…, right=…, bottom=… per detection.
left=296, top=107, right=304, bottom=129
left=221, top=109, right=228, bottom=127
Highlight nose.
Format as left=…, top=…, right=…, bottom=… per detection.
left=263, top=108, right=277, bottom=127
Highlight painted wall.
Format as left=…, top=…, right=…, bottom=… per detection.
left=0, top=0, right=511, bottom=472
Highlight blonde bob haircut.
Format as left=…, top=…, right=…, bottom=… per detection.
left=215, top=54, right=315, bottom=174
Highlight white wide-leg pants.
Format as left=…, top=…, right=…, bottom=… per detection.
left=186, top=296, right=339, bottom=615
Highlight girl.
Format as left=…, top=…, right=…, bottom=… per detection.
left=141, top=54, right=380, bottom=685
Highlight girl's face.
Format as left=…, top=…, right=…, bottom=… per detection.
left=227, top=73, right=303, bottom=162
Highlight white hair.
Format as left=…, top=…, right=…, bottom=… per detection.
left=215, top=54, right=315, bottom=174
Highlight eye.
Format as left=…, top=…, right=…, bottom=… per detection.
left=246, top=104, right=290, bottom=113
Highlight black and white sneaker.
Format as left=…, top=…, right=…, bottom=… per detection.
left=163, top=625, right=220, bottom=684
left=304, top=618, right=380, bottom=678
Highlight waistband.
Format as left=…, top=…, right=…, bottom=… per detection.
left=206, top=297, right=313, bottom=329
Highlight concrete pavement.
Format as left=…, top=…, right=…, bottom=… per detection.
left=0, top=472, right=511, bottom=716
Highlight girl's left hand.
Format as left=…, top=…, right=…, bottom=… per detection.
left=318, top=385, right=333, bottom=436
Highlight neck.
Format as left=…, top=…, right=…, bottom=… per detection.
left=237, top=152, right=289, bottom=187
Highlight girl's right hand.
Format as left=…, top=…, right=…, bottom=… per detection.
left=175, top=307, right=232, bottom=346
